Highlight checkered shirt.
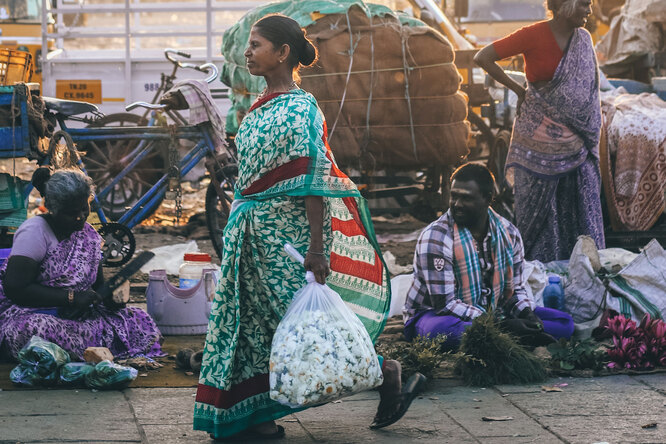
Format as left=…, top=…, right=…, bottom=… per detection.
left=404, top=211, right=535, bottom=323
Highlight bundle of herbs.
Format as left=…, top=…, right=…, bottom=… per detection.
left=455, top=312, right=547, bottom=386
left=547, top=337, right=607, bottom=372
left=376, top=334, right=460, bottom=382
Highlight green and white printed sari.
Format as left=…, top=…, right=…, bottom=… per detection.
left=193, top=89, right=391, bottom=438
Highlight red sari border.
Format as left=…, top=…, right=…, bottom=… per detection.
left=196, top=373, right=270, bottom=410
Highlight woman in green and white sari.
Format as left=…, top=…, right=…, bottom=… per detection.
left=193, top=14, right=424, bottom=441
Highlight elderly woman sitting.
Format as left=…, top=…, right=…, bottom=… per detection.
left=0, top=168, right=163, bottom=361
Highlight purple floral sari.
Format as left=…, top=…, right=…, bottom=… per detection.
left=0, top=223, right=162, bottom=361
left=506, top=28, right=605, bottom=262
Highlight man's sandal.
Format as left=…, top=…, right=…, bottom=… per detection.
left=370, top=372, right=427, bottom=429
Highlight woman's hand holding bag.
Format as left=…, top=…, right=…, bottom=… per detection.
left=269, top=244, right=383, bottom=407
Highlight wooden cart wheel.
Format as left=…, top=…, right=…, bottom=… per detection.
left=79, top=113, right=168, bottom=220
left=205, top=168, right=236, bottom=260
left=488, top=129, right=511, bottom=186
left=488, top=130, right=514, bottom=221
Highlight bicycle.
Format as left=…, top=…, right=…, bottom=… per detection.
left=74, top=49, right=229, bottom=221
left=41, top=63, right=236, bottom=266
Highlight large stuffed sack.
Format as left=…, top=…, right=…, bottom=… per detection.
left=221, top=0, right=469, bottom=170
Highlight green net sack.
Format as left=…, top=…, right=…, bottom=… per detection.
left=84, top=360, right=138, bottom=390
left=10, top=336, right=70, bottom=386
left=60, top=362, right=96, bottom=385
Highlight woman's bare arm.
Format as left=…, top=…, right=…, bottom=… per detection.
left=304, top=195, right=329, bottom=284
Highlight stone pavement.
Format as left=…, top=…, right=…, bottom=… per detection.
left=1, top=373, right=665, bottom=444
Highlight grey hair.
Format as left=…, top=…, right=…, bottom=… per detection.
left=43, top=169, right=94, bottom=214
left=547, top=0, right=578, bottom=16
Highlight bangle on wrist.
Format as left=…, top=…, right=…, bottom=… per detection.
left=67, top=289, right=74, bottom=305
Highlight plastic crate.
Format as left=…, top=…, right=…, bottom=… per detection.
left=0, top=49, right=32, bottom=86
left=0, top=84, right=31, bottom=158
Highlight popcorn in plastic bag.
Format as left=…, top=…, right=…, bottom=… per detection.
left=269, top=247, right=383, bottom=407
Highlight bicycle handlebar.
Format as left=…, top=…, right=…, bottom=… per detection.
left=165, top=48, right=191, bottom=66
left=125, top=102, right=168, bottom=112
left=164, top=48, right=219, bottom=83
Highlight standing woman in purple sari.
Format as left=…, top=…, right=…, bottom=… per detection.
left=0, top=168, right=163, bottom=361
left=474, top=0, right=605, bottom=262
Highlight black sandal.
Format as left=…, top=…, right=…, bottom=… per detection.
left=370, top=372, right=426, bottom=429
left=210, top=425, right=285, bottom=442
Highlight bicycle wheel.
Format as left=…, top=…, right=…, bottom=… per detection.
left=205, top=172, right=235, bottom=260
left=79, top=113, right=168, bottom=220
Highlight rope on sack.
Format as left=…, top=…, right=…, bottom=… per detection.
left=400, top=30, right=418, bottom=163
left=360, top=14, right=376, bottom=175
left=328, top=10, right=357, bottom=141
left=300, top=61, right=454, bottom=78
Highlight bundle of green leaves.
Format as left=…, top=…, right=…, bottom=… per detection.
left=455, top=312, right=547, bottom=386
left=376, top=334, right=454, bottom=382
left=547, top=338, right=607, bottom=371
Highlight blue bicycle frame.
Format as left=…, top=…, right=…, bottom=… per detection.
left=56, top=117, right=220, bottom=229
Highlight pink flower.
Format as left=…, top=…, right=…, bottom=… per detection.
left=606, top=314, right=666, bottom=370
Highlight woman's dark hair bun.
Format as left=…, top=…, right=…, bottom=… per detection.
left=299, top=36, right=317, bottom=67
left=31, top=166, right=52, bottom=197
left=254, top=14, right=318, bottom=70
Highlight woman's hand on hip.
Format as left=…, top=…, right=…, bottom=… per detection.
left=515, top=88, right=526, bottom=117
left=304, top=252, right=330, bottom=284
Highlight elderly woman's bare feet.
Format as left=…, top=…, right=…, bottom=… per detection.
left=370, top=360, right=426, bottom=429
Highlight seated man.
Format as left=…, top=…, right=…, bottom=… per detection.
left=403, top=163, right=574, bottom=349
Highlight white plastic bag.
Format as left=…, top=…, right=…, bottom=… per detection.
left=269, top=245, right=383, bottom=408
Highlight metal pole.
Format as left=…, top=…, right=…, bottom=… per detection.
left=206, top=0, right=213, bottom=62
left=125, top=0, right=132, bottom=105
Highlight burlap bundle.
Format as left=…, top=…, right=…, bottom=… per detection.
left=301, top=6, right=469, bottom=170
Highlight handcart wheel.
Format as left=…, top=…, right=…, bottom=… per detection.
left=205, top=170, right=236, bottom=260
left=98, top=222, right=136, bottom=267
left=47, top=130, right=80, bottom=170
left=79, top=113, right=168, bottom=220
left=488, top=130, right=514, bottom=221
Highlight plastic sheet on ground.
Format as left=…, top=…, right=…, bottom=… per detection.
left=140, top=240, right=199, bottom=275
left=382, top=250, right=412, bottom=276
left=389, top=274, right=412, bottom=318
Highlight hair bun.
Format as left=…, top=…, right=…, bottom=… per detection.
left=31, top=167, right=52, bottom=197
left=299, top=36, right=317, bottom=67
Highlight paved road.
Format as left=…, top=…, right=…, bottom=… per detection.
left=1, top=374, right=664, bottom=443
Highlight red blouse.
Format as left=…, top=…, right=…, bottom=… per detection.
left=492, top=21, right=563, bottom=83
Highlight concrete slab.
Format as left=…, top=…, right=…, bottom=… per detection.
left=124, top=387, right=198, bottom=424
left=0, top=389, right=141, bottom=442
left=536, top=414, right=666, bottom=444
left=0, top=389, right=132, bottom=417
left=633, top=373, right=666, bottom=393
left=294, top=392, right=477, bottom=443
left=0, top=413, right=142, bottom=442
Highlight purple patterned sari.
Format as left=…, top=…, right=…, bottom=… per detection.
left=0, top=223, right=162, bottom=361
left=506, top=28, right=605, bottom=262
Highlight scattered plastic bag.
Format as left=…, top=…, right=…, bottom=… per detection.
left=84, top=360, right=138, bottom=390
left=60, top=362, right=95, bottom=385
left=269, top=265, right=383, bottom=408
left=10, top=336, right=70, bottom=386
